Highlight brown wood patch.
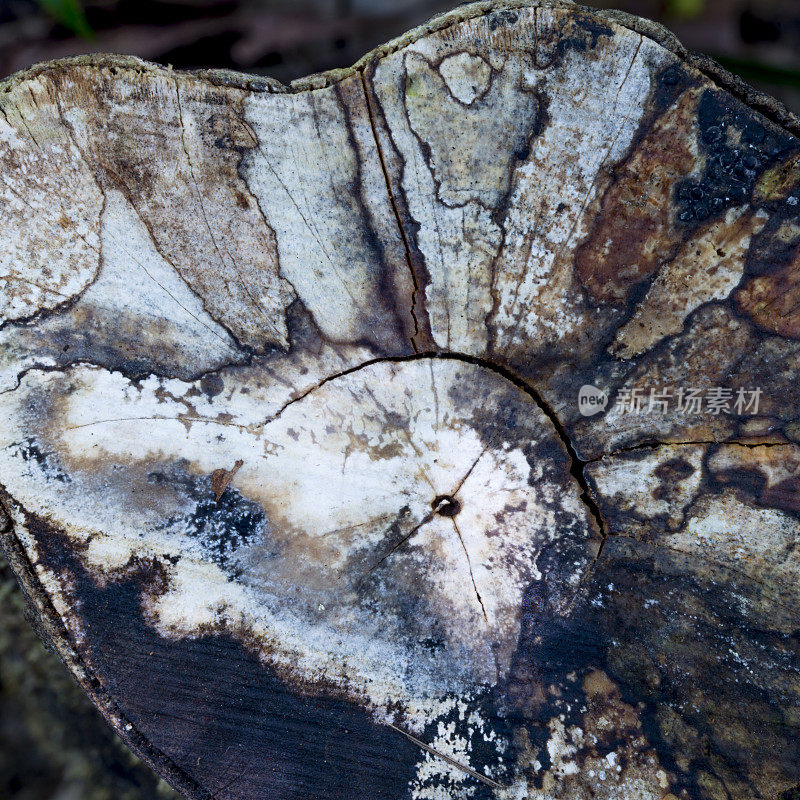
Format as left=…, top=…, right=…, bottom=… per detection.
left=1, top=2, right=800, bottom=799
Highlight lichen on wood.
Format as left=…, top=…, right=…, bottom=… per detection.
left=1, top=2, right=800, bottom=799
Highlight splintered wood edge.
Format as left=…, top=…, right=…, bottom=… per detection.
left=0, top=0, right=798, bottom=796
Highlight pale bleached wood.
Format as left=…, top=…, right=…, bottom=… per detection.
left=1, top=3, right=800, bottom=800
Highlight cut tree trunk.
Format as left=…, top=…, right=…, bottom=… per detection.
left=1, top=2, right=800, bottom=799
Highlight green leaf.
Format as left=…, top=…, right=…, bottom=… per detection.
left=36, top=0, right=93, bottom=38
left=664, top=0, right=706, bottom=20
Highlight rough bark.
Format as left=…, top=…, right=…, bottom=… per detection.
left=1, top=2, right=800, bottom=799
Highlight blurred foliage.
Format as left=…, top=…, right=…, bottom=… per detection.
left=35, top=0, right=93, bottom=37
left=664, top=0, right=706, bottom=20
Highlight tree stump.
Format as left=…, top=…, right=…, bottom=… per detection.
left=1, top=2, right=800, bottom=799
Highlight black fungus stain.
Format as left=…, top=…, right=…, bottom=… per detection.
left=499, top=520, right=800, bottom=798
left=652, top=456, right=696, bottom=502
left=744, top=212, right=800, bottom=279
left=415, top=688, right=516, bottom=799
left=199, top=373, right=225, bottom=399
left=554, top=14, right=615, bottom=62
left=9, top=438, right=70, bottom=484
left=675, top=89, right=795, bottom=226
left=24, top=513, right=422, bottom=800
left=2, top=303, right=249, bottom=384
left=649, top=62, right=698, bottom=119
left=488, top=9, right=519, bottom=32
left=148, top=466, right=265, bottom=573
left=584, top=539, right=800, bottom=799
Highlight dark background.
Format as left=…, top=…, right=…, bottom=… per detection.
left=2, top=0, right=800, bottom=110
left=1, top=1, right=800, bottom=798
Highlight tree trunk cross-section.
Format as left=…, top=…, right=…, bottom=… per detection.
left=1, top=2, right=800, bottom=799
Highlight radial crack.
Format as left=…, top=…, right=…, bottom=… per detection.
left=359, top=69, right=423, bottom=352
left=452, top=517, right=488, bottom=624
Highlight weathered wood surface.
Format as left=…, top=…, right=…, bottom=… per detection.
left=1, top=2, right=800, bottom=798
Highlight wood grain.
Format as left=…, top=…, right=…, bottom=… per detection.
left=1, top=2, right=800, bottom=799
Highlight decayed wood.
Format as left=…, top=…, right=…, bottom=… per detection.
left=1, top=2, right=800, bottom=799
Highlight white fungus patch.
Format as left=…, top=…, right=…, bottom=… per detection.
left=0, top=356, right=595, bottom=792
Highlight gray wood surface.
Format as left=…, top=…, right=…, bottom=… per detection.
left=1, top=2, right=800, bottom=798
